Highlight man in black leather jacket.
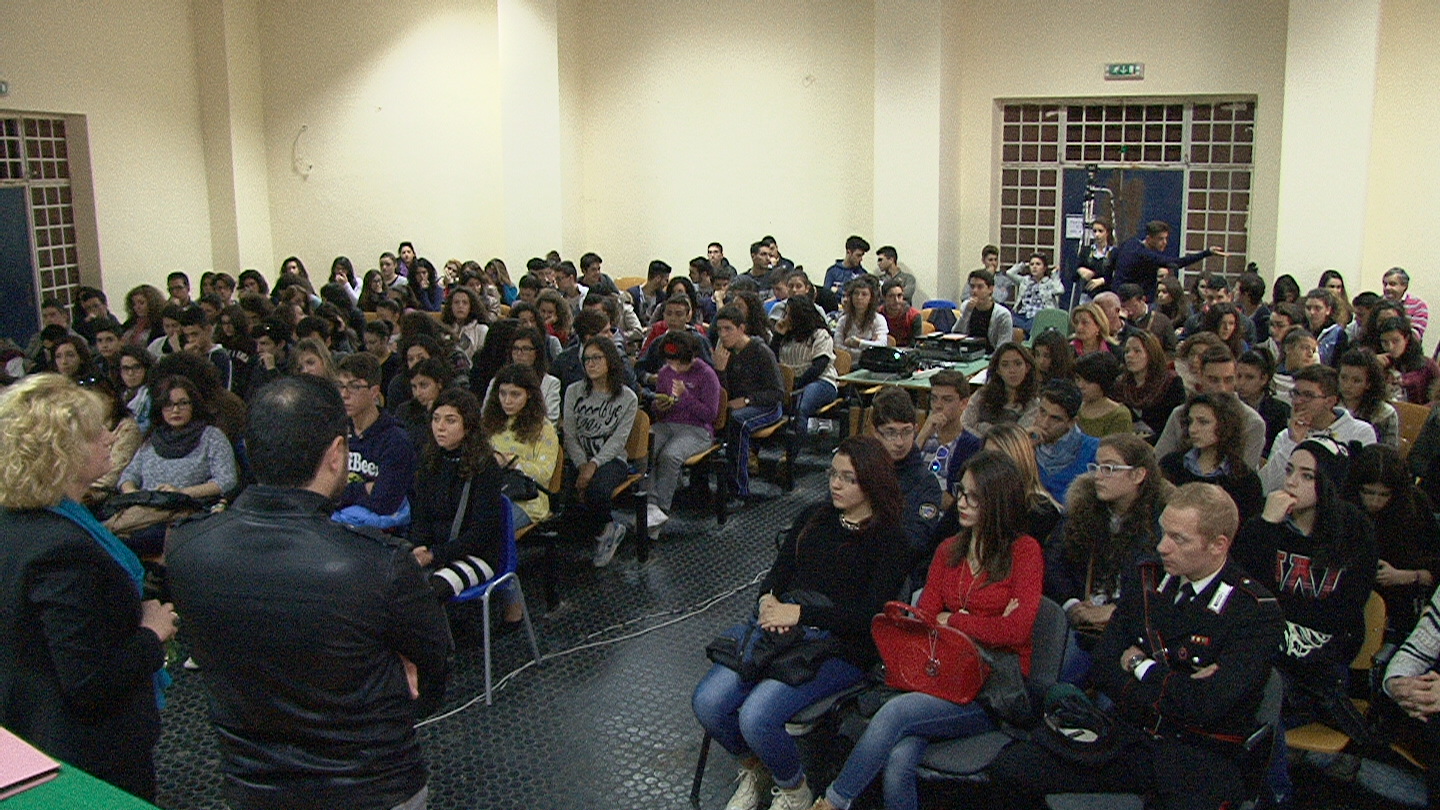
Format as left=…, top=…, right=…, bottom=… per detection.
left=169, top=375, right=452, bottom=810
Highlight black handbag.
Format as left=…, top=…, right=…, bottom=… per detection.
left=498, top=458, right=552, bottom=503
left=704, top=617, right=838, bottom=686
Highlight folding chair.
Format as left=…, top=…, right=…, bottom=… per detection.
left=748, top=366, right=795, bottom=491
left=612, top=410, right=653, bottom=561
left=1284, top=591, right=1386, bottom=755
left=449, top=494, right=544, bottom=705
left=664, top=388, right=730, bottom=526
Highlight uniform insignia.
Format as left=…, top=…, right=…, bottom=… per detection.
left=1207, top=581, right=1234, bottom=614
left=1189, top=634, right=1211, bottom=646
left=919, top=504, right=939, bottom=521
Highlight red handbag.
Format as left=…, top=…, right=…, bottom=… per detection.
left=871, top=601, right=991, bottom=704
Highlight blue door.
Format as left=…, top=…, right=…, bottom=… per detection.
left=1059, top=168, right=1184, bottom=307
left=0, top=187, right=39, bottom=343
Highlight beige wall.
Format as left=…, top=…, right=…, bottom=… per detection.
left=560, top=0, right=877, bottom=280
left=0, top=0, right=215, bottom=299
left=6, top=0, right=1434, bottom=322
left=256, top=0, right=505, bottom=280
left=941, top=0, right=1290, bottom=300
left=1364, top=0, right=1440, bottom=350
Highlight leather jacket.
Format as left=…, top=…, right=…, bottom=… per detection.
left=168, top=486, right=452, bottom=810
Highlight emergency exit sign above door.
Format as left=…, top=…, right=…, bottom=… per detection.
left=1104, top=63, right=1144, bottom=80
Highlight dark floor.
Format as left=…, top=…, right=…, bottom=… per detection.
left=152, top=452, right=1427, bottom=810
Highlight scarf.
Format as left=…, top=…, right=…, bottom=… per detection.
left=1115, top=367, right=1177, bottom=411
left=1036, top=425, right=1086, bottom=475
left=150, top=419, right=206, bottom=459
left=47, top=498, right=172, bottom=707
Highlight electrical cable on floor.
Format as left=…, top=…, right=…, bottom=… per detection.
left=415, top=567, right=769, bottom=728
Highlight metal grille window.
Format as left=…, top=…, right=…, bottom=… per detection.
left=0, top=115, right=80, bottom=306
left=998, top=98, right=1256, bottom=281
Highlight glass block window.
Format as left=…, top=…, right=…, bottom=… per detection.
left=997, top=98, right=1256, bottom=285
left=0, top=115, right=80, bottom=306
left=998, top=168, right=1059, bottom=266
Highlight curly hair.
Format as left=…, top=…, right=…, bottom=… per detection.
left=0, top=374, right=110, bottom=508
left=1178, top=392, right=1247, bottom=472
left=422, top=388, right=494, bottom=480
left=1060, top=433, right=1169, bottom=596
left=482, top=363, right=546, bottom=445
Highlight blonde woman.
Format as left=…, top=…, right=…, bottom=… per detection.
left=1070, top=302, right=1118, bottom=358
left=0, top=374, right=178, bottom=800
left=292, top=337, right=337, bottom=381
left=983, top=422, right=1063, bottom=540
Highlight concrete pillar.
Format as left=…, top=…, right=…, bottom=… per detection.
left=498, top=0, right=563, bottom=260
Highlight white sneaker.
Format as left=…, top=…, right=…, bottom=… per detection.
left=768, top=780, right=813, bottom=810
left=723, top=763, right=773, bottom=810
left=592, top=521, right=624, bottom=568
left=646, top=503, right=669, bottom=528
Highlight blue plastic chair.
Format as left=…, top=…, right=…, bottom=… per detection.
left=921, top=299, right=959, bottom=311
left=450, top=495, right=543, bottom=704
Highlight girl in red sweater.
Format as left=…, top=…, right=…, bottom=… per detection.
left=813, top=450, right=1044, bottom=810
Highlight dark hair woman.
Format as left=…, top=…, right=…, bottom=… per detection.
left=1067, top=217, right=1115, bottom=309
left=1376, top=316, right=1440, bottom=405
left=238, top=268, right=270, bottom=299
left=122, top=284, right=167, bottom=347
left=50, top=334, right=96, bottom=381
left=1271, top=273, right=1301, bottom=308
left=1114, top=330, right=1185, bottom=440
left=1234, top=437, right=1377, bottom=743
left=1235, top=349, right=1291, bottom=458
left=117, top=346, right=154, bottom=433
left=442, top=286, right=491, bottom=358
left=812, top=449, right=1042, bottom=810
left=0, top=374, right=179, bottom=800
left=836, top=276, right=886, bottom=349
left=693, top=436, right=909, bottom=810
left=357, top=269, right=387, bottom=313
left=1046, top=433, right=1171, bottom=684
left=411, top=258, right=444, bottom=313
left=1156, top=275, right=1190, bottom=324
left=486, top=327, right=561, bottom=424
left=772, top=295, right=838, bottom=438
left=481, top=363, right=559, bottom=529
left=1338, top=347, right=1399, bottom=448
left=1344, top=443, right=1440, bottom=641
left=962, top=342, right=1039, bottom=435
left=1201, top=301, right=1248, bottom=359
left=1159, top=393, right=1262, bottom=524
left=398, top=357, right=454, bottom=450
left=560, top=336, right=638, bottom=568
left=408, top=388, right=517, bottom=626
left=1030, top=326, right=1076, bottom=385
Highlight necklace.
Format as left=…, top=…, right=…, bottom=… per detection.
left=839, top=514, right=866, bottom=531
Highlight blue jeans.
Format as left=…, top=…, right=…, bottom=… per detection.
left=691, top=657, right=865, bottom=789
left=726, top=403, right=784, bottom=496
left=794, top=380, right=838, bottom=435
left=824, top=691, right=996, bottom=810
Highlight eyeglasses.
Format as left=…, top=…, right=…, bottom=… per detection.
left=119, top=363, right=145, bottom=372
left=1290, top=389, right=1325, bottom=401
left=512, top=345, right=538, bottom=354
left=876, top=426, right=914, bottom=441
left=1086, top=463, right=1136, bottom=476
left=583, top=355, right=607, bottom=364
left=163, top=399, right=193, bottom=410
left=336, top=381, right=372, bottom=393
left=827, top=469, right=858, bottom=485
left=954, top=486, right=979, bottom=506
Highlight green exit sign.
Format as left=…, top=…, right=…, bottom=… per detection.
left=1105, top=63, right=1145, bottom=80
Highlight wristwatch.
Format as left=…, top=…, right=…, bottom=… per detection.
left=1124, top=651, right=1147, bottom=673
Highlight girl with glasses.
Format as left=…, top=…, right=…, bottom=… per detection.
left=560, top=337, right=638, bottom=568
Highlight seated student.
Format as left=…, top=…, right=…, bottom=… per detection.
left=647, top=332, right=722, bottom=535
left=1030, top=326, right=1075, bottom=386
left=692, top=437, right=908, bottom=810
left=712, top=304, right=785, bottom=497
left=483, top=327, right=561, bottom=423
left=1005, top=251, right=1064, bottom=333
left=1343, top=444, right=1440, bottom=644
left=580, top=293, right=629, bottom=357
left=1073, top=350, right=1133, bottom=438
left=75, top=285, right=124, bottom=347
left=662, top=274, right=714, bottom=330
left=811, top=450, right=1042, bottom=810
left=23, top=297, right=82, bottom=371
left=991, top=483, right=1285, bottom=810
left=1383, top=587, right=1440, bottom=802
left=1274, top=326, right=1319, bottom=403
left=91, top=321, right=124, bottom=384
left=481, top=362, right=561, bottom=533
left=178, top=304, right=233, bottom=392
left=950, top=269, right=1013, bottom=352
left=636, top=296, right=712, bottom=380
left=562, top=337, right=639, bottom=568
left=879, top=279, right=922, bottom=348
left=152, top=349, right=247, bottom=447
left=822, top=234, right=870, bottom=299
left=770, top=295, right=838, bottom=437
left=1048, top=433, right=1171, bottom=684
left=1114, top=330, right=1185, bottom=441
left=961, top=342, right=1040, bottom=435
left=763, top=274, right=789, bottom=319
left=117, top=346, right=153, bottom=433
left=1257, top=300, right=1304, bottom=363
left=916, top=371, right=983, bottom=497
left=364, top=320, right=403, bottom=399
left=625, top=260, right=670, bottom=325
left=1159, top=393, right=1263, bottom=524
left=1117, top=283, right=1177, bottom=354
left=408, top=389, right=514, bottom=622
left=1236, top=349, right=1291, bottom=458
left=515, top=272, right=543, bottom=306
left=578, top=251, right=620, bottom=297
left=335, top=352, right=417, bottom=528
left=440, top=286, right=490, bottom=358
left=1338, top=347, right=1399, bottom=448
left=834, top=276, right=889, bottom=349
left=1260, top=364, right=1378, bottom=493
left=1376, top=315, right=1440, bottom=405
left=397, top=358, right=453, bottom=450
left=981, top=422, right=1064, bottom=543
left=1175, top=331, right=1225, bottom=396
left=1156, top=345, right=1268, bottom=471
left=509, top=301, right=564, bottom=360
left=1031, top=378, right=1100, bottom=503
left=1304, top=287, right=1348, bottom=367
left=119, top=375, right=238, bottom=549
left=1202, top=301, right=1249, bottom=360
left=1236, top=437, right=1381, bottom=781
left=869, top=387, right=944, bottom=565
left=291, top=337, right=337, bottom=380
left=554, top=261, right=589, bottom=315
